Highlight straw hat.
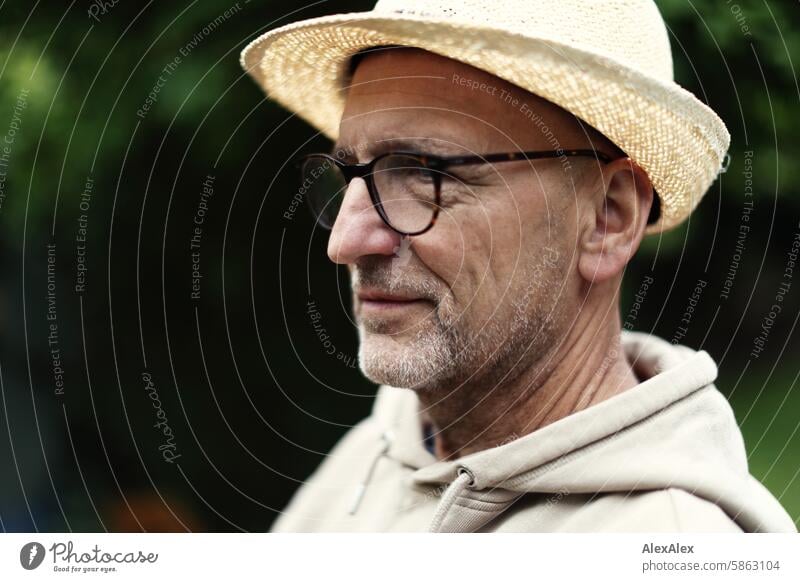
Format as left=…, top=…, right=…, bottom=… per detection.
left=240, top=0, right=730, bottom=234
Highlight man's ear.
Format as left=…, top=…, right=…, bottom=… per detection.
left=578, top=158, right=653, bottom=284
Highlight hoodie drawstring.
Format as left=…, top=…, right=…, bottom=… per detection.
left=349, top=431, right=393, bottom=515
left=348, top=433, right=480, bottom=532
left=428, top=467, right=475, bottom=532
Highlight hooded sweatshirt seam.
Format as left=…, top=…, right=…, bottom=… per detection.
left=665, top=487, right=751, bottom=532
left=452, top=499, right=503, bottom=513
left=454, top=495, right=515, bottom=506
left=666, top=488, right=686, bottom=532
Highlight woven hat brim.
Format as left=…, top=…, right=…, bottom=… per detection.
left=241, top=12, right=730, bottom=234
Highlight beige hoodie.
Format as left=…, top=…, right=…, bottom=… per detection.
left=272, top=332, right=796, bottom=532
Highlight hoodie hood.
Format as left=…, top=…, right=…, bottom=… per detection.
left=362, top=331, right=795, bottom=533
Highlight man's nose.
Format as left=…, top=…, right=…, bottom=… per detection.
left=327, top=177, right=401, bottom=265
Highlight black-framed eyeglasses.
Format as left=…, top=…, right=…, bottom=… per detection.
left=297, top=149, right=615, bottom=236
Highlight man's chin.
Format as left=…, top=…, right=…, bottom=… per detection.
left=357, top=330, right=453, bottom=390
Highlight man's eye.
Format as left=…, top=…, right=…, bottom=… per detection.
left=440, top=166, right=486, bottom=185
left=385, top=164, right=436, bottom=185
left=401, top=166, right=435, bottom=182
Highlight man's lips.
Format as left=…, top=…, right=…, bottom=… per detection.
left=357, top=289, right=420, bottom=302
left=355, top=289, right=429, bottom=313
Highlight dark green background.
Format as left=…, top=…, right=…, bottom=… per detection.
left=0, top=0, right=798, bottom=531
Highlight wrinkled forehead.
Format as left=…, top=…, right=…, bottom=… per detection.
left=339, top=47, right=596, bottom=155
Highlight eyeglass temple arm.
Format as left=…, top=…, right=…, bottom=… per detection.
left=434, top=149, right=614, bottom=167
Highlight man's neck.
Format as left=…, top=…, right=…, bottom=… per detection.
left=418, top=299, right=640, bottom=460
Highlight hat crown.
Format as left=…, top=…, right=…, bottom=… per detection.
left=373, top=0, right=674, bottom=81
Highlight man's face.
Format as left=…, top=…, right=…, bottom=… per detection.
left=328, top=49, right=600, bottom=391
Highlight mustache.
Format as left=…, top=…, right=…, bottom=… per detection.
left=351, top=256, right=442, bottom=302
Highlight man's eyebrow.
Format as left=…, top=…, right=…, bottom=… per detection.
left=330, top=141, right=366, bottom=162
left=331, top=138, right=464, bottom=162
left=376, top=138, right=461, bottom=155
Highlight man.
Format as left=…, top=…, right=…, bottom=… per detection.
left=241, top=0, right=795, bottom=532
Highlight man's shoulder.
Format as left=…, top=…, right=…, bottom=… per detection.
left=584, top=488, right=742, bottom=532
left=495, top=488, right=743, bottom=533
left=270, top=415, right=382, bottom=532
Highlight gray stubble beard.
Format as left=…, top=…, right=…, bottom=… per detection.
left=356, top=250, right=566, bottom=395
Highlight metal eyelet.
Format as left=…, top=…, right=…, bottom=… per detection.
left=456, top=466, right=476, bottom=488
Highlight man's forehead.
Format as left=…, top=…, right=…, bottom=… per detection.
left=344, top=49, right=528, bottom=123
left=339, top=48, right=593, bottom=154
